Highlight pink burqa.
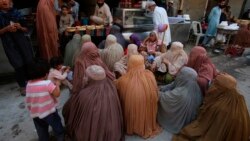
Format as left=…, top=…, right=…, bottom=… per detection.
left=72, top=42, right=115, bottom=94
left=187, top=46, right=217, bottom=95
left=36, top=0, right=59, bottom=61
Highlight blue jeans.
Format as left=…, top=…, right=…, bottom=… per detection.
left=33, top=111, right=64, bottom=141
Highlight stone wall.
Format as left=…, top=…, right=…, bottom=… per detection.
left=182, top=0, right=208, bottom=21
left=179, top=0, right=245, bottom=21
left=228, top=0, right=245, bottom=18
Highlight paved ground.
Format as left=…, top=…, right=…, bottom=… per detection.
left=0, top=45, right=249, bottom=141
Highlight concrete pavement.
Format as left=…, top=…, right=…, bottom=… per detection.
left=0, top=46, right=249, bottom=141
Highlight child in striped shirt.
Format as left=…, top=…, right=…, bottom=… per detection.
left=26, top=59, right=64, bottom=141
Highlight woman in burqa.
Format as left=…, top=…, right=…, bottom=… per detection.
left=72, top=34, right=92, bottom=67
left=114, top=44, right=139, bottom=77
left=187, top=46, right=217, bottom=95
left=71, top=41, right=115, bottom=95
left=63, top=65, right=124, bottom=141
left=173, top=73, right=250, bottom=141
left=152, top=41, right=188, bottom=84
left=158, top=67, right=203, bottom=134
left=64, top=33, right=82, bottom=68
left=116, top=55, right=161, bottom=138
left=99, top=35, right=124, bottom=71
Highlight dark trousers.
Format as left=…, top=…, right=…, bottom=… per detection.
left=15, top=66, right=27, bottom=88
left=33, top=111, right=64, bottom=141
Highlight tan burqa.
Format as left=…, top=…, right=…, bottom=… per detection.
left=116, top=55, right=161, bottom=138
left=114, top=44, right=139, bottom=75
left=100, top=35, right=124, bottom=71
left=173, top=73, right=250, bottom=141
left=36, top=0, right=59, bottom=61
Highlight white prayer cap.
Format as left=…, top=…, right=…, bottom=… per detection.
left=86, top=65, right=106, bottom=80
left=146, top=1, right=156, bottom=7
left=171, top=41, right=184, bottom=49
left=169, top=0, right=174, bottom=3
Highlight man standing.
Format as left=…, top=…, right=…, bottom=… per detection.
left=202, top=0, right=226, bottom=47
left=166, top=0, right=174, bottom=17
left=147, top=1, right=171, bottom=46
left=90, top=0, right=113, bottom=26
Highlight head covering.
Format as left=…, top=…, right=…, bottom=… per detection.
left=127, top=54, right=145, bottom=71
left=114, top=44, right=139, bottom=75
left=146, top=1, right=156, bottom=7
left=187, top=46, right=217, bottom=95
left=72, top=34, right=92, bottom=66
left=86, top=65, right=106, bottom=80
left=127, top=44, right=139, bottom=57
left=187, top=46, right=206, bottom=69
left=64, top=34, right=82, bottom=67
left=73, top=41, right=115, bottom=94
left=130, top=34, right=142, bottom=47
left=105, top=34, right=117, bottom=49
left=100, top=42, right=124, bottom=71
left=154, top=41, right=188, bottom=75
left=81, top=34, right=92, bottom=45
left=173, top=73, right=250, bottom=141
left=158, top=67, right=202, bottom=133
left=116, top=54, right=161, bottom=138
left=63, top=68, right=123, bottom=141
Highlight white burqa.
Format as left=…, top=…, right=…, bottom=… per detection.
left=153, top=6, right=171, bottom=45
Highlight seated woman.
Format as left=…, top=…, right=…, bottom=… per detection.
left=158, top=67, right=203, bottom=134
left=187, top=46, right=217, bottom=95
left=72, top=34, right=92, bottom=66
left=99, top=35, right=124, bottom=71
left=64, top=33, right=81, bottom=68
left=152, top=42, right=188, bottom=84
left=116, top=55, right=161, bottom=138
left=173, top=73, right=250, bottom=141
left=63, top=65, right=124, bottom=141
left=129, top=33, right=142, bottom=48
left=114, top=44, right=139, bottom=78
left=72, top=41, right=115, bottom=95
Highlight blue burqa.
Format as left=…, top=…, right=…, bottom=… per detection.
left=157, top=67, right=203, bottom=134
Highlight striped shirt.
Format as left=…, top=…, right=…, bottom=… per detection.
left=26, top=80, right=57, bottom=119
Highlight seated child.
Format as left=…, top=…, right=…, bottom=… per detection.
left=59, top=5, right=74, bottom=34
left=140, top=31, right=161, bottom=55
left=26, top=59, right=64, bottom=141
left=48, top=57, right=73, bottom=90
left=140, top=31, right=162, bottom=67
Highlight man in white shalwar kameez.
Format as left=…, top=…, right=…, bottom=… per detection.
left=90, top=0, right=113, bottom=25
left=147, top=1, right=171, bottom=46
